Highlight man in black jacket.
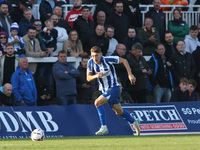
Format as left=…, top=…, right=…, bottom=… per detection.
left=0, top=83, right=15, bottom=106
left=163, top=30, right=177, bottom=59
left=85, top=24, right=109, bottom=56
left=73, top=6, right=95, bottom=53
left=172, top=40, right=196, bottom=86
left=0, top=2, right=12, bottom=36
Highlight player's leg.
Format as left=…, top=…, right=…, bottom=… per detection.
left=95, top=95, right=109, bottom=135
left=112, top=103, right=141, bottom=136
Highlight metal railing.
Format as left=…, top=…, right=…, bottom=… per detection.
left=31, top=4, right=200, bottom=29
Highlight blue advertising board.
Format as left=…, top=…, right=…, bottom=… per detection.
left=0, top=102, right=200, bottom=139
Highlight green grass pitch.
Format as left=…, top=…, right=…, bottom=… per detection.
left=1, top=135, right=200, bottom=150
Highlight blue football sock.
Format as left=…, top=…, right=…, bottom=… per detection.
left=96, top=105, right=107, bottom=126
left=121, top=109, right=135, bottom=124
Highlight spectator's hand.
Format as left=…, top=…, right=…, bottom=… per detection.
left=149, top=35, right=156, bottom=42
left=129, top=74, right=136, bottom=85
left=78, top=52, right=88, bottom=57
left=20, top=100, right=25, bottom=103
left=14, top=37, right=20, bottom=43
left=82, top=83, right=91, bottom=88
left=155, top=84, right=160, bottom=88
left=40, top=95, right=46, bottom=100
left=47, top=30, right=51, bottom=34
left=40, top=51, right=47, bottom=57
left=147, top=70, right=152, bottom=75
left=64, top=71, right=68, bottom=74
left=46, top=95, right=51, bottom=100
left=142, top=69, right=148, bottom=73
left=166, top=62, right=172, bottom=67
left=46, top=48, right=54, bottom=56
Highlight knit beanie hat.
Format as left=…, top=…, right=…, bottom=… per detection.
left=0, top=31, right=8, bottom=38
left=10, top=22, right=19, bottom=32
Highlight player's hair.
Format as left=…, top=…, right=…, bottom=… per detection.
left=179, top=78, right=189, bottom=84
left=188, top=79, right=197, bottom=87
left=131, top=42, right=143, bottom=51
left=90, top=46, right=102, bottom=53
left=190, top=25, right=198, bottom=31
left=5, top=42, right=14, bottom=48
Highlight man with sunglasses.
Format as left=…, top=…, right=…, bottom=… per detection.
left=33, top=19, right=46, bottom=51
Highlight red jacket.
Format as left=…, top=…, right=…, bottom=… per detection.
left=65, top=8, right=94, bottom=28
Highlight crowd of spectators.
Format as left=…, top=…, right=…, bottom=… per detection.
left=0, top=0, right=200, bottom=106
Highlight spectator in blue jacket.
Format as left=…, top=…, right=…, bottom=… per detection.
left=11, top=57, right=37, bottom=106
left=53, top=50, right=80, bottom=105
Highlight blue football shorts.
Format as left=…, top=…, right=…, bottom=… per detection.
left=102, top=86, right=120, bottom=108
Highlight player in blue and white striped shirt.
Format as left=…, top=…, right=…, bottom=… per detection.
left=87, top=46, right=141, bottom=136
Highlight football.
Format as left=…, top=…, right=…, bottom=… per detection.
left=31, top=129, right=45, bottom=141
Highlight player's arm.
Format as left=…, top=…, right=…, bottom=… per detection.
left=119, top=57, right=136, bottom=85
left=87, top=71, right=103, bottom=82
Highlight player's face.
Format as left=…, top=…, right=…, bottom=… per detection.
left=91, top=52, right=102, bottom=64
left=5, top=46, right=14, bottom=56
left=190, top=30, right=198, bottom=39
left=179, top=82, right=188, bottom=92
left=187, top=84, right=195, bottom=93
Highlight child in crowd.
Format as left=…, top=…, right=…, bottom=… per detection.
left=187, top=79, right=198, bottom=101
left=42, top=19, right=58, bottom=57
left=8, top=22, right=25, bottom=57
left=171, top=78, right=189, bottom=102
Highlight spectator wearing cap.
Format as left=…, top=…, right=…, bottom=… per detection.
left=0, top=2, right=12, bottom=37
left=8, top=22, right=25, bottom=57
left=11, top=0, right=32, bottom=24
left=0, top=31, right=8, bottom=56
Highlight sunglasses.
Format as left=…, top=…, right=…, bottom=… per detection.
left=35, top=23, right=42, bottom=26
left=0, top=36, right=7, bottom=39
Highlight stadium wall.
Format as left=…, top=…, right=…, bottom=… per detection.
left=0, top=102, right=200, bottom=139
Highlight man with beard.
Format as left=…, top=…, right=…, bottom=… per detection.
left=0, top=43, right=19, bottom=86
left=65, top=0, right=93, bottom=28
left=23, top=26, right=47, bottom=73
left=53, top=5, right=72, bottom=33
left=0, top=2, right=12, bottom=36
left=50, top=14, right=68, bottom=56
left=105, top=25, right=118, bottom=56
left=107, top=0, right=130, bottom=43
left=163, top=30, right=177, bottom=59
